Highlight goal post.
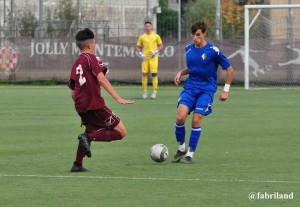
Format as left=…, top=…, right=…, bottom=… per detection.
left=244, top=4, right=300, bottom=90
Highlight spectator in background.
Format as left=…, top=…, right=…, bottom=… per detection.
left=136, top=21, right=163, bottom=99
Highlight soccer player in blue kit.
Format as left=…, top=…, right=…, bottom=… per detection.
left=171, top=20, right=234, bottom=164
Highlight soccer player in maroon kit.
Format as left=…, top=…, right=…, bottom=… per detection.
left=68, top=28, right=134, bottom=172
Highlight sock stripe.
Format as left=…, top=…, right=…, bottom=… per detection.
left=175, top=123, right=185, bottom=127
left=192, top=127, right=202, bottom=131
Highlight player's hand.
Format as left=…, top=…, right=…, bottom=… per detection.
left=114, top=95, right=135, bottom=104
left=150, top=50, right=158, bottom=58
left=174, top=72, right=182, bottom=86
left=138, top=52, right=146, bottom=61
left=219, top=91, right=229, bottom=101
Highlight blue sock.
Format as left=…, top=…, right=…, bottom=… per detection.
left=188, top=127, right=202, bottom=151
left=175, top=123, right=185, bottom=144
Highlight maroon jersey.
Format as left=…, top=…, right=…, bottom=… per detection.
left=68, top=52, right=108, bottom=113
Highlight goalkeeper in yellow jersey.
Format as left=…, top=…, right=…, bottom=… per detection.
left=136, top=21, right=163, bottom=99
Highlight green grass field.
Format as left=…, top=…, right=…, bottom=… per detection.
left=0, top=85, right=299, bottom=207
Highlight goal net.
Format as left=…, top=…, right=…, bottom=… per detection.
left=244, top=4, right=300, bottom=89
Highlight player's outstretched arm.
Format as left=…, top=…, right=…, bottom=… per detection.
left=97, top=73, right=134, bottom=104
left=219, top=66, right=234, bottom=101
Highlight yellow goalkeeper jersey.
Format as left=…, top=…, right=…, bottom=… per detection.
left=136, top=32, right=163, bottom=59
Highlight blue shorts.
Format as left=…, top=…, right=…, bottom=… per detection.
left=177, top=90, right=214, bottom=116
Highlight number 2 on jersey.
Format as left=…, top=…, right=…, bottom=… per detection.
left=76, top=64, right=86, bottom=86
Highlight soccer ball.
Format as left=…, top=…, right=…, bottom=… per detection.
left=150, top=144, right=169, bottom=163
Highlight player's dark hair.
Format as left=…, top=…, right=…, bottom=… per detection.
left=75, top=28, right=95, bottom=49
left=191, top=20, right=207, bottom=35
left=144, top=21, right=152, bottom=25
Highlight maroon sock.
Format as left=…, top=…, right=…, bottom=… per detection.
left=75, top=142, right=87, bottom=164
left=88, top=129, right=123, bottom=142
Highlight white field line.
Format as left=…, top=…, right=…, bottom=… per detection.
left=1, top=173, right=300, bottom=184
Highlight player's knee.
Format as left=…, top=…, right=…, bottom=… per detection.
left=192, top=114, right=203, bottom=126
left=176, top=116, right=186, bottom=125
left=114, top=121, right=127, bottom=139
left=119, top=129, right=127, bottom=139
left=118, top=124, right=127, bottom=139
left=151, top=73, right=157, bottom=77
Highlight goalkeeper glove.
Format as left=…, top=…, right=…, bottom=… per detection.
left=150, top=50, right=158, bottom=58
left=138, top=52, right=146, bottom=61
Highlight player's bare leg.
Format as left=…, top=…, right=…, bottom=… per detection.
left=113, top=121, right=127, bottom=138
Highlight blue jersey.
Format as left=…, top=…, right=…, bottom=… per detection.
left=183, top=42, right=231, bottom=93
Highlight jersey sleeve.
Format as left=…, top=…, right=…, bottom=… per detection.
left=156, top=34, right=163, bottom=45
left=136, top=35, right=143, bottom=47
left=216, top=49, right=231, bottom=70
left=90, top=55, right=108, bottom=76
left=68, top=78, right=75, bottom=90
left=218, top=51, right=231, bottom=70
